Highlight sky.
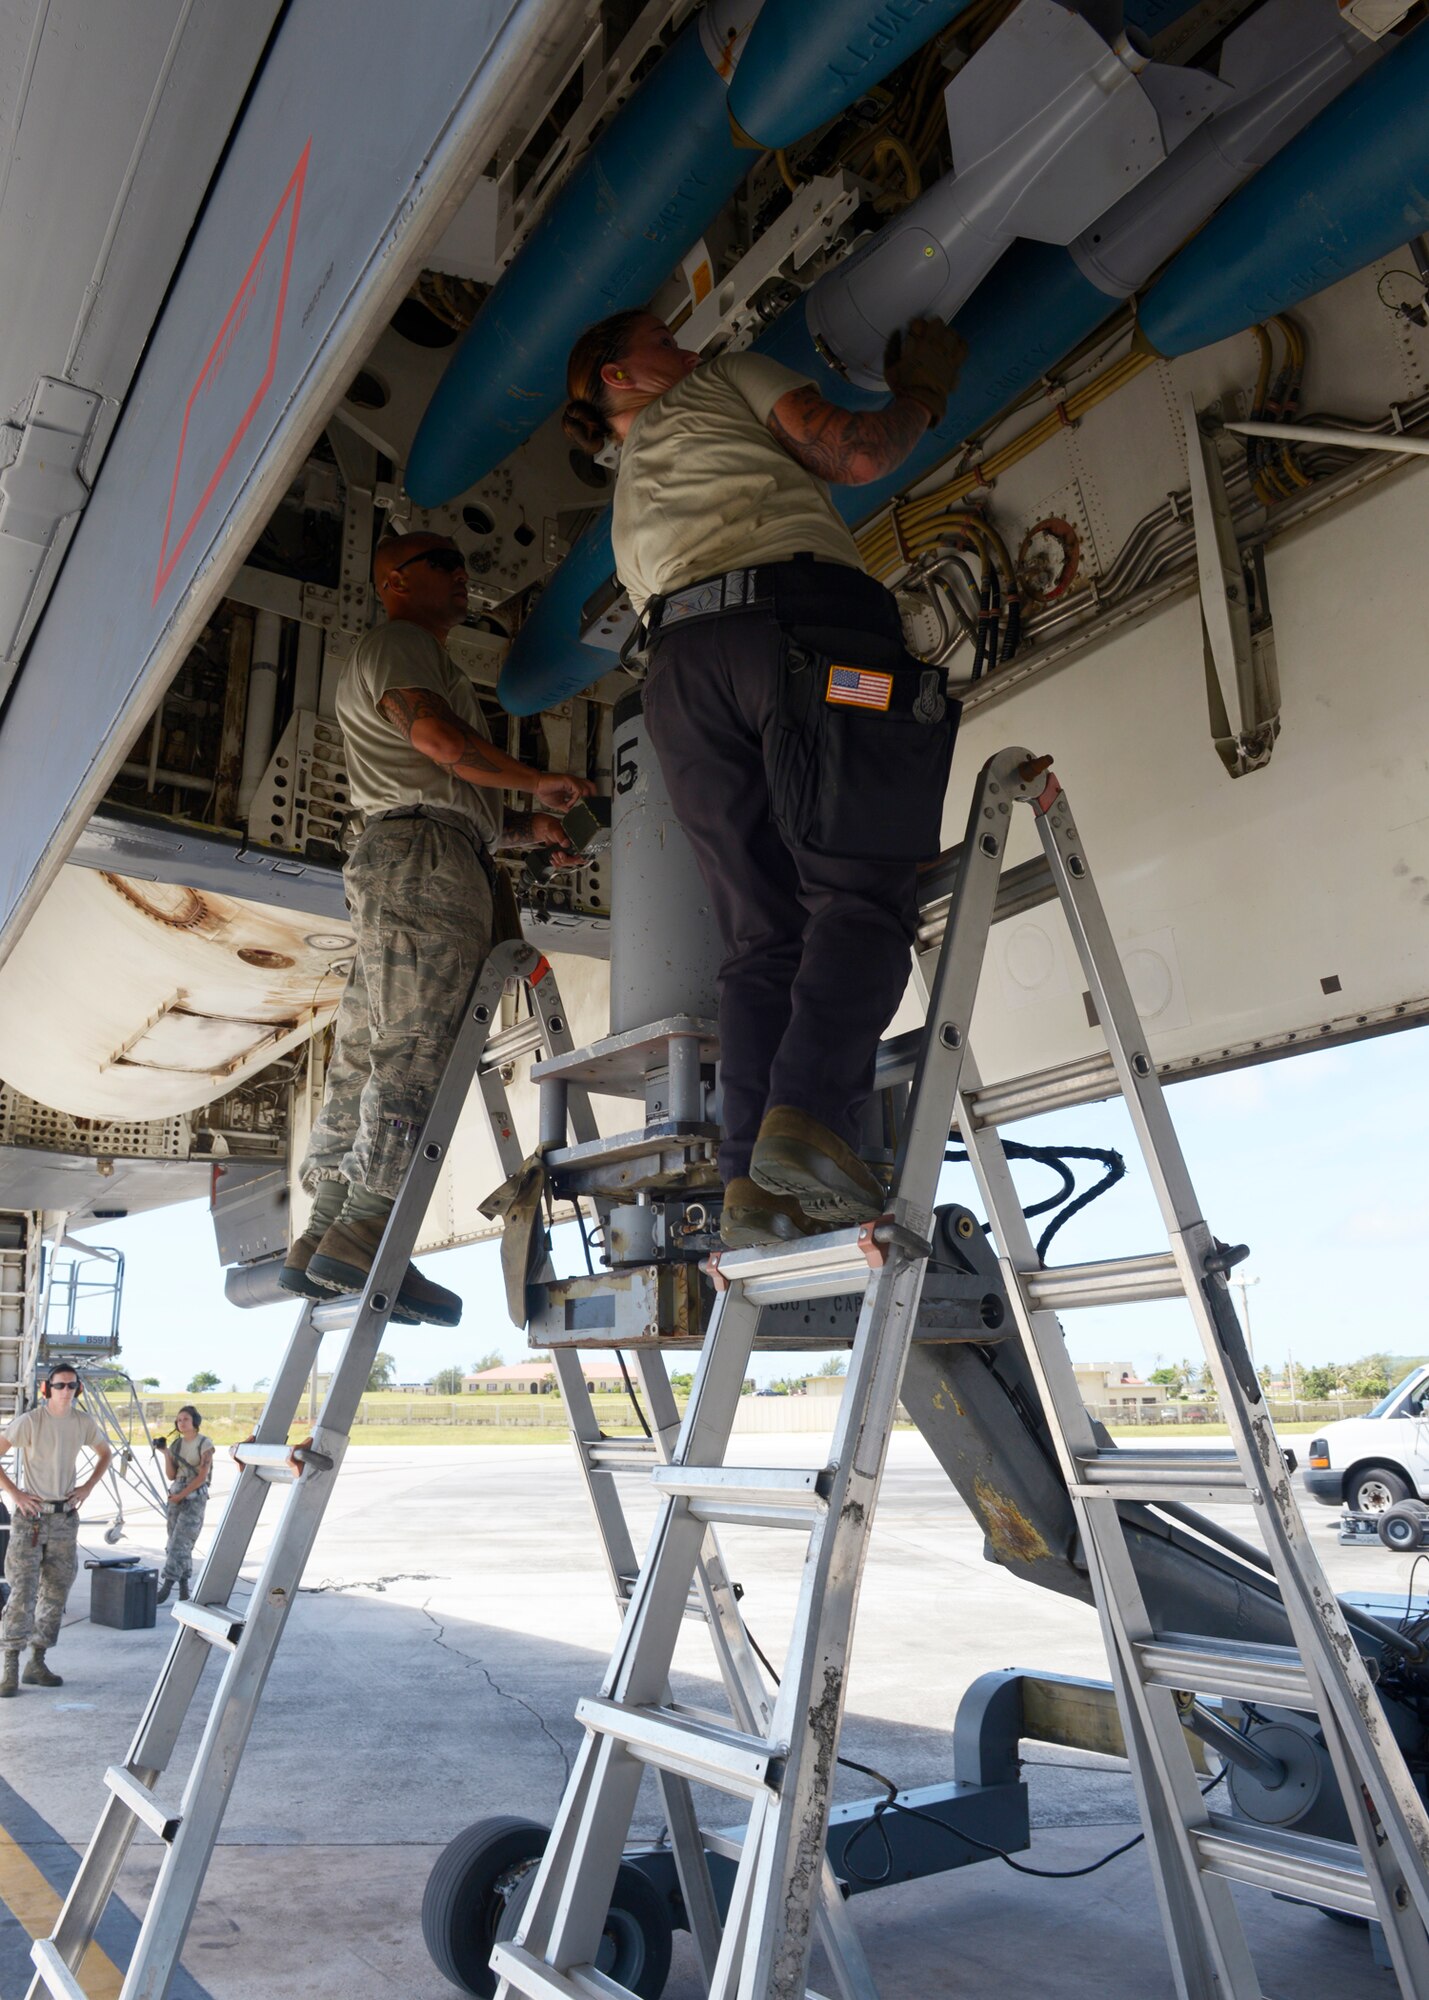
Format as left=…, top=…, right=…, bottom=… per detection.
left=73, top=1022, right=1429, bottom=1393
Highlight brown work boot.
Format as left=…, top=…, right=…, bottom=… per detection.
left=307, top=1215, right=462, bottom=1328
left=720, top=1177, right=818, bottom=1249
left=0, top=1653, right=17, bottom=1697
left=284, top=1225, right=419, bottom=1324
left=749, top=1107, right=885, bottom=1225
left=22, top=1648, right=62, bottom=1687
left=279, top=1228, right=329, bottom=1300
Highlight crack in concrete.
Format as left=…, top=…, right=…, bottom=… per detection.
left=299, top=1571, right=442, bottom=1595
left=419, top=1601, right=572, bottom=1786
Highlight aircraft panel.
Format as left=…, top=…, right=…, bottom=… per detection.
left=947, top=460, right=1429, bottom=1089
left=0, top=0, right=565, bottom=970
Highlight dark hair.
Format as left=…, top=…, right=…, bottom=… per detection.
left=177, top=1404, right=203, bottom=1430
left=563, top=310, right=648, bottom=454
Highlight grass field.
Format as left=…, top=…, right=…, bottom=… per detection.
left=112, top=1389, right=1330, bottom=1449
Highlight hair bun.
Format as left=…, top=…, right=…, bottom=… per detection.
left=563, top=398, right=611, bottom=455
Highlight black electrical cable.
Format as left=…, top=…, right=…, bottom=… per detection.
left=574, top=1202, right=595, bottom=1278
left=839, top=1755, right=1229, bottom=1888
left=615, top=1351, right=652, bottom=1440
left=944, top=1138, right=1125, bottom=1259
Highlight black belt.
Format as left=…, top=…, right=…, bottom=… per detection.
left=32, top=1500, right=73, bottom=1515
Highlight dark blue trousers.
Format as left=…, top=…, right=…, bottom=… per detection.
left=642, top=606, right=918, bottom=1184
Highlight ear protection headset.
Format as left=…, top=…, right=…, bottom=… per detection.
left=40, top=1364, right=82, bottom=1401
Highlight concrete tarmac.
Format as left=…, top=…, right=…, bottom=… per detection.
left=0, top=1431, right=1403, bottom=1999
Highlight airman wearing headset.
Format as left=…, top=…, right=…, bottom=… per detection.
left=0, top=1364, right=111, bottom=1697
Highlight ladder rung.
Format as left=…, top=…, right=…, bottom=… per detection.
left=709, top=1227, right=881, bottom=1304
left=104, top=1765, right=181, bottom=1842
left=650, top=1463, right=831, bottom=1531
left=1193, top=1815, right=1375, bottom=1919
left=232, top=1440, right=334, bottom=1480
left=478, top=1015, right=548, bottom=1072
left=488, top=1941, right=618, bottom=2000
left=172, top=1599, right=247, bottom=1650
left=966, top=1050, right=1121, bottom=1128
left=1136, top=1635, right=1314, bottom=1710
left=1072, top=1450, right=1250, bottom=1504
left=576, top=1696, right=780, bottom=1800
left=584, top=1440, right=659, bottom=1470
left=1023, top=1252, right=1182, bottom=1312
left=310, top=1295, right=360, bottom=1333
left=28, top=1939, right=88, bottom=2000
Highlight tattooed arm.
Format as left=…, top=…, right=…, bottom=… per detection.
left=766, top=386, right=931, bottom=486
left=377, top=686, right=592, bottom=810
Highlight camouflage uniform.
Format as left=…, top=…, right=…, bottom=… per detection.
left=302, top=809, right=494, bottom=1200
left=1, top=1508, right=79, bottom=1653
left=161, top=1435, right=213, bottom=1588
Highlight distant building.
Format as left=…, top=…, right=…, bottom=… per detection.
left=1074, top=1361, right=1161, bottom=1413
left=463, top=1358, right=630, bottom=1396
left=799, top=1375, right=847, bottom=1396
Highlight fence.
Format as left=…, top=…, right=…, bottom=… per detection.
left=1082, top=1399, right=1375, bottom=1428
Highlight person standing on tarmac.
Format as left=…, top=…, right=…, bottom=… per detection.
left=563, top=313, right=966, bottom=1248
left=0, top=1365, right=112, bottom=1697
left=155, top=1405, right=215, bottom=1606
left=280, top=531, right=594, bottom=1325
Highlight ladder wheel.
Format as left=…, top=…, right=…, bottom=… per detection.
left=498, top=1858, right=674, bottom=1999
left=421, top=1814, right=547, bottom=1996
left=1377, top=1500, right=1426, bottom=1551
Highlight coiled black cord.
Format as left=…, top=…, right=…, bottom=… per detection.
left=944, top=1138, right=1125, bottom=1259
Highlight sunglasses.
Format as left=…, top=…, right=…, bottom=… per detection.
left=391, top=546, right=467, bottom=577
left=48, top=1381, right=78, bottom=1392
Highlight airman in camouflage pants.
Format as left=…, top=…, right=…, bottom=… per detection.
left=302, top=808, right=494, bottom=1200
left=161, top=1490, right=206, bottom=1591
left=1, top=1508, right=79, bottom=1655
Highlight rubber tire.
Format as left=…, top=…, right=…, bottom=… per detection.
left=421, top=1815, right=548, bottom=1997
left=1348, top=1465, right=1412, bottom=1517
left=1378, top=1501, right=1424, bottom=1551
left=497, top=1859, right=674, bottom=2000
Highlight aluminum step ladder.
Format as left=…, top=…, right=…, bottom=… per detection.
left=492, top=746, right=1429, bottom=2000
left=943, top=759, right=1429, bottom=2000
left=488, top=747, right=1040, bottom=2000
left=26, top=939, right=589, bottom=2000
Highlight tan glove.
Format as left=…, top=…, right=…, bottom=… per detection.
left=883, top=316, right=968, bottom=428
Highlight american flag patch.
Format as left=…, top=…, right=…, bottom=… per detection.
left=826, top=664, right=893, bottom=711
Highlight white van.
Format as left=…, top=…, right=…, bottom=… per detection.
left=1303, top=1365, right=1429, bottom=1516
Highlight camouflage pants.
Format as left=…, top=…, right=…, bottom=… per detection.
left=1, top=1508, right=79, bottom=1652
left=161, top=1488, right=208, bottom=1585
left=302, top=812, right=494, bottom=1201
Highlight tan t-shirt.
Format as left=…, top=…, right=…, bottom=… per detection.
left=4, top=1405, right=105, bottom=1501
left=611, top=351, right=867, bottom=614
left=336, top=621, right=503, bottom=849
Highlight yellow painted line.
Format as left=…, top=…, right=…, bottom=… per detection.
left=0, top=1824, right=125, bottom=1998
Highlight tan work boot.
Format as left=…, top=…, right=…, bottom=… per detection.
left=749, top=1106, right=885, bottom=1225
left=720, top=1177, right=818, bottom=1249
left=22, top=1647, right=62, bottom=1687
left=283, top=1227, right=419, bottom=1323
left=279, top=1228, right=330, bottom=1300
left=307, top=1215, right=462, bottom=1327
left=0, top=1652, right=17, bottom=1697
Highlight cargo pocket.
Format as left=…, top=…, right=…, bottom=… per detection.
left=770, top=639, right=958, bottom=862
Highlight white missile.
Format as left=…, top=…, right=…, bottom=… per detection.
left=806, top=0, right=1229, bottom=389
